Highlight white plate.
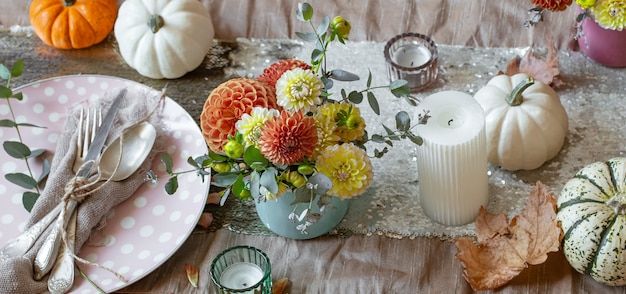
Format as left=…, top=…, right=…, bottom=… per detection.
left=0, top=75, right=209, bottom=293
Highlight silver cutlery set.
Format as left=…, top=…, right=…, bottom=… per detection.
left=0, top=89, right=157, bottom=293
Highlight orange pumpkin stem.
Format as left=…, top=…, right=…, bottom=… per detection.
left=148, top=14, right=165, bottom=34
left=63, top=0, right=76, bottom=6
left=505, top=77, right=535, bottom=107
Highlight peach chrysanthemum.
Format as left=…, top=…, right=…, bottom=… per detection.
left=236, top=107, right=280, bottom=148
left=275, top=68, right=324, bottom=113
left=594, top=0, right=626, bottom=30
left=200, top=78, right=279, bottom=152
left=315, top=143, right=373, bottom=199
left=258, top=110, right=318, bottom=165
left=315, top=102, right=366, bottom=142
left=257, top=59, right=312, bottom=88
left=531, top=0, right=573, bottom=11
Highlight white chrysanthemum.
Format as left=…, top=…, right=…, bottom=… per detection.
left=275, top=68, right=323, bottom=113
left=235, top=107, right=280, bottom=147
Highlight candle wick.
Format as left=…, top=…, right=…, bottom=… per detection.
left=410, top=61, right=414, bottom=66
left=448, top=119, right=454, bottom=126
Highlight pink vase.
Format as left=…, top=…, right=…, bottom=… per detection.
left=577, top=16, right=626, bottom=67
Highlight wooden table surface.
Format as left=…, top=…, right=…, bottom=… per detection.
left=2, top=30, right=626, bottom=294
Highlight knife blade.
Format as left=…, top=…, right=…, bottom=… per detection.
left=32, top=88, right=127, bottom=280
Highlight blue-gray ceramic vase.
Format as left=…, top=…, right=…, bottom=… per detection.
left=255, top=192, right=349, bottom=240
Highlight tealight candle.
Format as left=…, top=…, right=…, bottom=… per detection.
left=384, top=32, right=438, bottom=93
left=210, top=246, right=272, bottom=294
left=392, top=44, right=432, bottom=68
left=415, top=91, right=489, bottom=226
left=220, top=262, right=264, bottom=291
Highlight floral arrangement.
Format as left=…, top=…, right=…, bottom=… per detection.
left=159, top=3, right=428, bottom=234
left=526, top=0, right=626, bottom=35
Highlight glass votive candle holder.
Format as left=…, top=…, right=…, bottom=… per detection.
left=210, top=246, right=272, bottom=294
left=384, top=32, right=438, bottom=92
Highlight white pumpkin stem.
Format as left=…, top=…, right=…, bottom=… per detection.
left=148, top=15, right=165, bottom=34
left=63, top=0, right=76, bottom=6
left=505, top=77, right=535, bottom=106
left=606, top=192, right=626, bottom=215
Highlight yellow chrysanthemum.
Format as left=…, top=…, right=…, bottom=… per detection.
left=315, top=102, right=366, bottom=142
left=315, top=143, right=373, bottom=199
left=235, top=107, right=280, bottom=147
left=312, top=115, right=341, bottom=160
left=275, top=68, right=323, bottom=113
left=594, top=0, right=626, bottom=30
left=576, top=0, right=596, bottom=9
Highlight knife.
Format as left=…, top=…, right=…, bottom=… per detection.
left=33, top=88, right=127, bottom=280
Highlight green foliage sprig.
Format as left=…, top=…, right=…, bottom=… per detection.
left=0, top=61, right=49, bottom=211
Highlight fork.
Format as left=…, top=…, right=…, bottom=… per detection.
left=72, top=108, right=102, bottom=173
left=33, top=106, right=102, bottom=281
left=0, top=107, right=101, bottom=263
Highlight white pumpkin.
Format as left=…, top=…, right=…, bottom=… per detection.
left=114, top=0, right=214, bottom=79
left=557, top=157, right=626, bottom=286
left=473, top=73, right=568, bottom=171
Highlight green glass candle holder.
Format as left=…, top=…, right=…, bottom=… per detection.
left=210, top=246, right=272, bottom=294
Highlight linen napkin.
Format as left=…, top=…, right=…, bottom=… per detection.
left=0, top=87, right=166, bottom=293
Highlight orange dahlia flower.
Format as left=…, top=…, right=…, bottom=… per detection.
left=258, top=110, right=318, bottom=166
left=200, top=78, right=279, bottom=152
left=531, top=0, right=573, bottom=11
left=257, top=59, right=312, bottom=88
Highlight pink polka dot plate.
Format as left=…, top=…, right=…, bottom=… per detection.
left=0, top=75, right=210, bottom=293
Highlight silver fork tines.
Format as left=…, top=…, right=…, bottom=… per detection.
left=73, top=107, right=102, bottom=174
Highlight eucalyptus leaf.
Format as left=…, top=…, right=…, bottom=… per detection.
left=161, top=153, right=174, bottom=174
left=250, top=170, right=261, bottom=200
left=382, top=124, right=395, bottom=136
left=347, top=91, right=363, bottom=104
left=3, top=141, right=31, bottom=159
left=370, top=134, right=386, bottom=143
left=209, top=151, right=228, bottom=161
left=187, top=157, right=201, bottom=168
left=292, top=188, right=314, bottom=205
left=29, top=148, right=45, bottom=158
left=212, top=172, right=240, bottom=187
left=232, top=174, right=246, bottom=199
left=0, top=64, right=9, bottom=80
left=10, top=60, right=23, bottom=77
left=38, top=158, right=50, bottom=183
left=22, top=191, right=39, bottom=212
left=330, top=69, right=359, bottom=81
left=295, top=32, right=317, bottom=42
left=244, top=146, right=269, bottom=168
left=164, top=176, right=179, bottom=195
left=0, top=119, right=16, bottom=127
left=17, top=122, right=45, bottom=128
left=220, top=188, right=230, bottom=206
left=308, top=173, right=332, bottom=195
left=366, top=71, right=372, bottom=87
left=311, top=48, right=324, bottom=64
left=0, top=85, right=11, bottom=98
left=316, top=15, right=330, bottom=36
left=408, top=133, right=424, bottom=145
left=296, top=2, right=313, bottom=21
left=260, top=167, right=278, bottom=194
left=11, top=92, right=22, bottom=101
left=5, top=172, right=37, bottom=189
left=367, top=92, right=380, bottom=115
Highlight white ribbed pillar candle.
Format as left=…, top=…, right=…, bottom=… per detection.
left=415, top=91, right=488, bottom=226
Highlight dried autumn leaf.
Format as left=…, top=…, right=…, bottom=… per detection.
left=502, top=36, right=562, bottom=87
left=271, top=277, right=289, bottom=294
left=185, top=263, right=199, bottom=288
left=454, top=181, right=562, bottom=291
left=197, top=212, right=214, bottom=229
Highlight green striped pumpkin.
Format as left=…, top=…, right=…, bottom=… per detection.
left=557, top=157, right=626, bottom=286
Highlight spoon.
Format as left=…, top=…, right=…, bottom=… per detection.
left=36, top=121, right=157, bottom=285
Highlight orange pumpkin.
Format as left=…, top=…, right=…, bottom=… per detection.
left=29, top=0, right=118, bottom=49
